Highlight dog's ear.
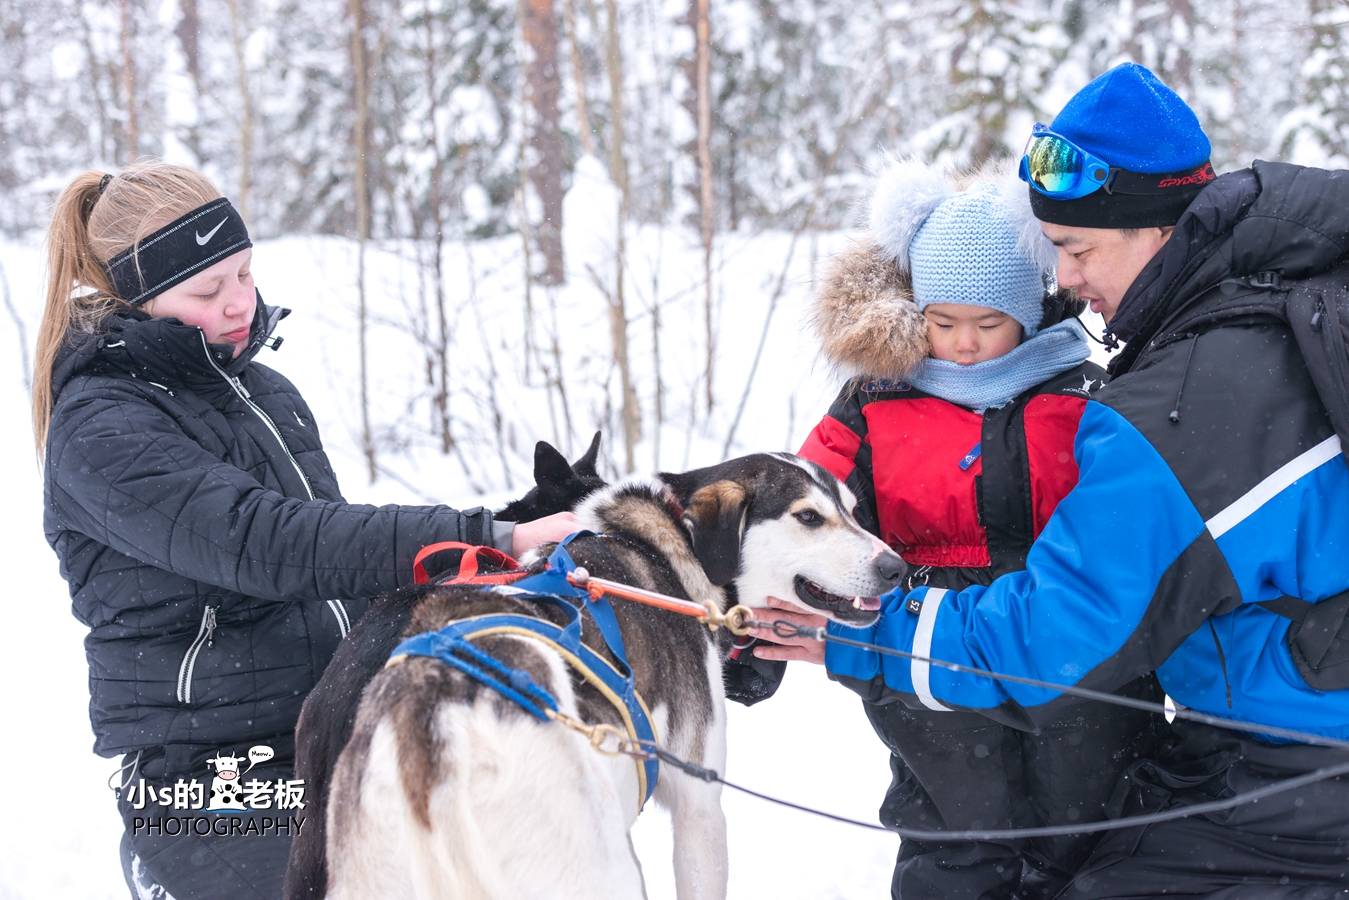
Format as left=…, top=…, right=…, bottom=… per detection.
left=574, top=431, right=602, bottom=477
left=533, top=441, right=574, bottom=490
left=681, top=480, right=749, bottom=586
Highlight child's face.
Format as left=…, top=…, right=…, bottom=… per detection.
left=924, top=303, right=1024, bottom=365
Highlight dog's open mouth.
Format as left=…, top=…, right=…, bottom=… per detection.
left=793, top=576, right=882, bottom=626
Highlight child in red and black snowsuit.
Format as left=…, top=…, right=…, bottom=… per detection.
left=796, top=162, right=1161, bottom=899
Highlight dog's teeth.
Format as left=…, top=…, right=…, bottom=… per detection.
left=852, top=596, right=862, bottom=609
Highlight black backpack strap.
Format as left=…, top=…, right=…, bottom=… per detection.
left=977, top=399, right=1034, bottom=575
left=1286, top=274, right=1349, bottom=452
left=1256, top=595, right=1316, bottom=623
left=975, top=365, right=1105, bottom=577
left=1257, top=588, right=1349, bottom=689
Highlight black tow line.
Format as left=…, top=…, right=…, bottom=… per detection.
left=619, top=618, right=1349, bottom=841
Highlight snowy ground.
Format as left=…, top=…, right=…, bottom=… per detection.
left=0, top=219, right=1111, bottom=898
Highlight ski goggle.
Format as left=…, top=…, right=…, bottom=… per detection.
left=1019, top=124, right=1115, bottom=200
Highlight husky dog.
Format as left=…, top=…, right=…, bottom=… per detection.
left=284, top=451, right=905, bottom=900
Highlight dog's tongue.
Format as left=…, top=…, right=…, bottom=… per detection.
left=848, top=595, right=883, bottom=612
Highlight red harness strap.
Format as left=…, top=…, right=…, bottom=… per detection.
left=412, top=541, right=526, bottom=586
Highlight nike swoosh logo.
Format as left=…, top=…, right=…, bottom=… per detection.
left=196, top=218, right=227, bottom=246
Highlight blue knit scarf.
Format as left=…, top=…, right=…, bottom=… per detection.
left=905, top=319, right=1092, bottom=409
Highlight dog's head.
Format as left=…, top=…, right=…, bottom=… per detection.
left=661, top=453, right=905, bottom=627
left=496, top=432, right=607, bottom=523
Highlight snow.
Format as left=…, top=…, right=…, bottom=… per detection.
left=564, top=155, right=622, bottom=289
left=0, top=225, right=933, bottom=897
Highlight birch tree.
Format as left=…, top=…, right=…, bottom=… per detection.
left=522, top=0, right=566, bottom=284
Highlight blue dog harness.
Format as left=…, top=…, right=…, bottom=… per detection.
left=387, top=534, right=660, bottom=808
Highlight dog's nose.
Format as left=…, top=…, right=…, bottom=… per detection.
left=875, top=552, right=906, bottom=584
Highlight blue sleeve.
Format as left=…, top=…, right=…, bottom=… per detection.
left=826, top=401, right=1208, bottom=714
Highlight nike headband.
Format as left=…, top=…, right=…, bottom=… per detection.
left=106, top=198, right=252, bottom=306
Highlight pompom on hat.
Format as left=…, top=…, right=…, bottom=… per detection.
left=1029, top=62, right=1216, bottom=228
left=871, top=157, right=1056, bottom=337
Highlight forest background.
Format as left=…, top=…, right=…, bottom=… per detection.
left=3, top=0, right=1349, bottom=485
left=2, top=2, right=1349, bottom=897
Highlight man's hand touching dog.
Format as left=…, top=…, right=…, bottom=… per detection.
left=749, top=596, right=828, bottom=665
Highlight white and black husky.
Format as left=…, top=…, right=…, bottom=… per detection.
left=285, top=450, right=905, bottom=900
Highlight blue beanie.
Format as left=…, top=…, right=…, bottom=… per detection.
left=1053, top=62, right=1209, bottom=173
left=1031, top=63, right=1215, bottom=228
left=909, top=182, right=1046, bottom=337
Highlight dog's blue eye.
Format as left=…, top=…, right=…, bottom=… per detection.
left=794, top=509, right=823, bottom=527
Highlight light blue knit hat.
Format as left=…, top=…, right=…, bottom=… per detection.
left=908, top=181, right=1047, bottom=337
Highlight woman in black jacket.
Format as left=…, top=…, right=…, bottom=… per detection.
left=35, top=162, right=576, bottom=900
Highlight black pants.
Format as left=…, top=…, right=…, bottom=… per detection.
left=117, top=763, right=302, bottom=900
left=1061, top=722, right=1349, bottom=900
left=867, top=676, right=1162, bottom=900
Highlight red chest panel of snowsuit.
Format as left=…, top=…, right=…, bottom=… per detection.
left=798, top=365, right=1100, bottom=571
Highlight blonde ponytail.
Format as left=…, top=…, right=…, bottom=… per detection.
left=33, top=161, right=222, bottom=458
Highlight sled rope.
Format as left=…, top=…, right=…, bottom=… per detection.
left=760, top=618, right=1349, bottom=752
left=599, top=732, right=1349, bottom=840
left=549, top=593, right=1349, bottom=839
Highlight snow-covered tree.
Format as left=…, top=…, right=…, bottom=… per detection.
left=1285, top=0, right=1349, bottom=168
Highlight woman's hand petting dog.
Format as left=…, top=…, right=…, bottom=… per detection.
left=749, top=596, right=828, bottom=665
left=511, top=511, right=582, bottom=556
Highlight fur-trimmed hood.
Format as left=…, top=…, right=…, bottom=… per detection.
left=811, top=157, right=1076, bottom=382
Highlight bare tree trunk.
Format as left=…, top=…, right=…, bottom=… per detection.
left=350, top=0, right=376, bottom=483
left=1229, top=0, right=1244, bottom=161
left=695, top=0, right=714, bottom=414
left=727, top=127, right=737, bottom=230
left=1168, top=0, right=1195, bottom=98
left=424, top=0, right=452, bottom=453
left=119, top=0, right=138, bottom=162
left=0, top=257, right=30, bottom=392
left=522, top=0, right=566, bottom=285
left=650, top=282, right=663, bottom=470
left=563, top=0, right=593, bottom=155
left=78, top=6, right=117, bottom=165
left=547, top=286, right=576, bottom=452
left=176, top=0, right=202, bottom=91
left=515, top=0, right=538, bottom=385
left=517, top=187, right=537, bottom=381
left=225, top=0, right=253, bottom=224
left=603, top=0, right=628, bottom=203
left=174, top=0, right=206, bottom=162
left=604, top=0, right=639, bottom=472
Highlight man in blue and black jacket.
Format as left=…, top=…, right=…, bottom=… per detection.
left=821, top=63, right=1349, bottom=897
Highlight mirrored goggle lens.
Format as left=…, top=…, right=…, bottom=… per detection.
left=1026, top=134, right=1083, bottom=194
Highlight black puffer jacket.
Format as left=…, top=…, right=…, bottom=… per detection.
left=44, top=296, right=496, bottom=777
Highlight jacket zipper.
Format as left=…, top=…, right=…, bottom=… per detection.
left=199, top=332, right=315, bottom=500
left=1207, top=618, right=1234, bottom=710
left=177, top=605, right=218, bottom=704
left=327, top=599, right=351, bottom=638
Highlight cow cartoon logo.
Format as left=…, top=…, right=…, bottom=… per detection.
left=206, top=745, right=274, bottom=812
